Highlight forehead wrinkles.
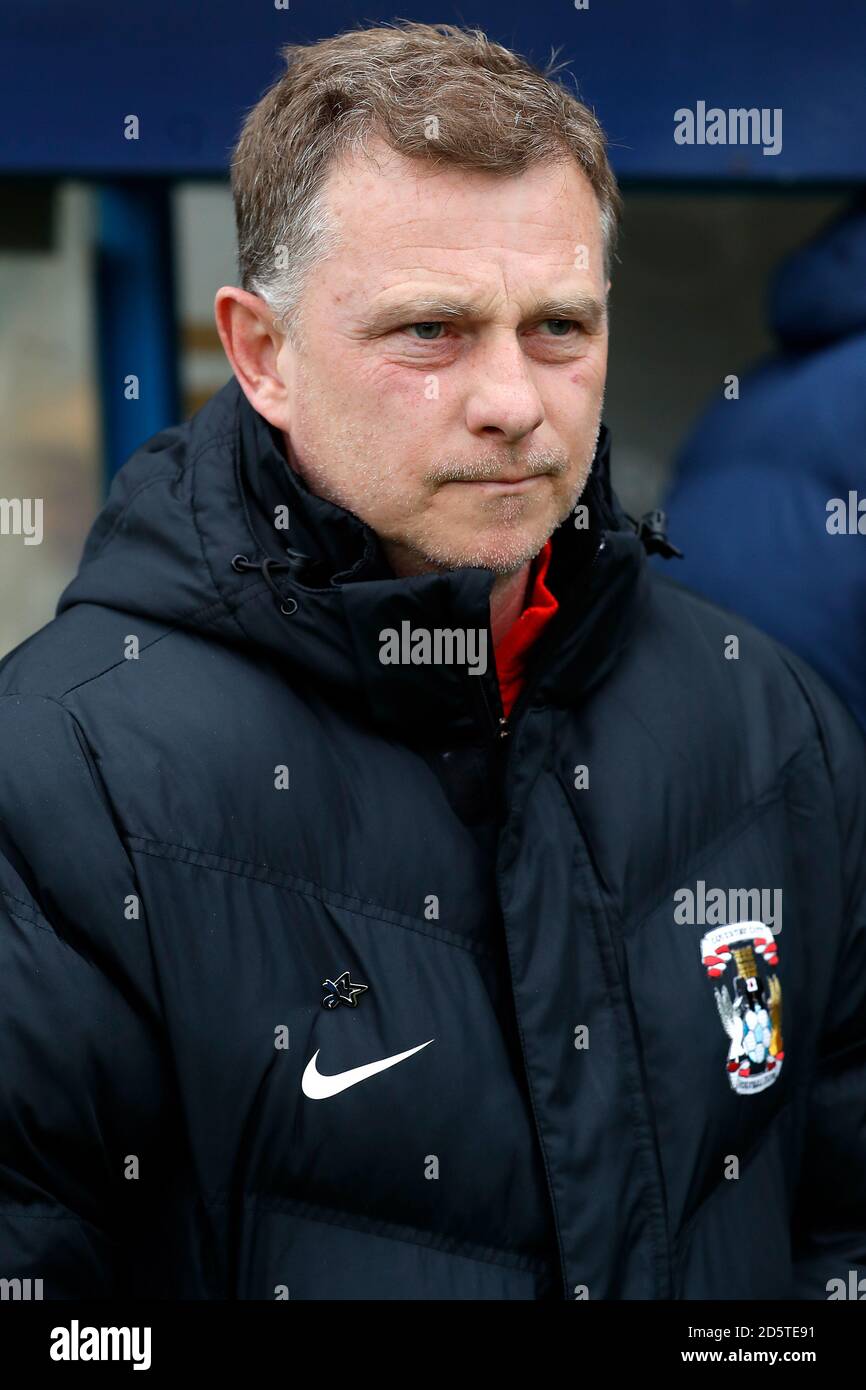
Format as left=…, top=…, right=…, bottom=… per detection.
left=347, top=207, right=595, bottom=260
left=324, top=149, right=601, bottom=250
left=350, top=222, right=599, bottom=298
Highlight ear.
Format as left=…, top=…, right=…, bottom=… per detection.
left=213, top=286, right=291, bottom=428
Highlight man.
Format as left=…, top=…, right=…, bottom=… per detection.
left=0, top=21, right=864, bottom=1301
left=656, top=193, right=866, bottom=733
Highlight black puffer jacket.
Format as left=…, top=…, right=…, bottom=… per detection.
left=1, top=377, right=864, bottom=1300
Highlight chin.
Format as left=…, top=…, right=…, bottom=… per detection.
left=420, top=525, right=551, bottom=576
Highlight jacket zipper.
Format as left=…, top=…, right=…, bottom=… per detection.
left=482, top=534, right=607, bottom=1297
left=484, top=535, right=607, bottom=749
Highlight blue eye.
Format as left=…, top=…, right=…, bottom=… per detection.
left=408, top=322, right=445, bottom=340
left=543, top=319, right=577, bottom=336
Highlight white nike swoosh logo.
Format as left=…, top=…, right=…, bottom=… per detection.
left=301, top=1039, right=434, bottom=1099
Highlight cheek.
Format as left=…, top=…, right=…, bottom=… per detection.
left=363, top=358, right=448, bottom=416
left=304, top=343, right=411, bottom=408
left=567, top=349, right=607, bottom=391
left=543, top=367, right=604, bottom=447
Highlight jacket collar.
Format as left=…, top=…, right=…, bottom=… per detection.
left=194, top=378, right=648, bottom=743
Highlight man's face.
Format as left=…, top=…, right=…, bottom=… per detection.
left=275, top=142, right=609, bottom=576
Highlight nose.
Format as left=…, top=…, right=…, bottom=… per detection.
left=463, top=332, right=545, bottom=443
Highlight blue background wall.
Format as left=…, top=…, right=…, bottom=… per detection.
left=1, top=0, right=864, bottom=180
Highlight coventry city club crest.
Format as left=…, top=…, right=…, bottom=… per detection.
left=699, top=922, right=784, bottom=1095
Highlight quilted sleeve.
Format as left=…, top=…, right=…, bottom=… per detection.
left=786, top=669, right=866, bottom=1298
left=0, top=694, right=167, bottom=1298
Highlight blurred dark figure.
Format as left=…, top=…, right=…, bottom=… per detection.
left=656, top=193, right=866, bottom=731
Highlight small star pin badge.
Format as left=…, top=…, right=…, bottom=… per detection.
left=321, top=970, right=369, bottom=1010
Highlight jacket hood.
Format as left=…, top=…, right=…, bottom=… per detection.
left=769, top=193, right=866, bottom=349
left=58, top=376, right=649, bottom=743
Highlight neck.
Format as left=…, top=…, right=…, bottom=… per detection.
left=489, top=566, right=532, bottom=646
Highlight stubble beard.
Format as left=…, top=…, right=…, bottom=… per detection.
left=398, top=415, right=604, bottom=576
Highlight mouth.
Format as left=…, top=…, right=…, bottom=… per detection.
left=445, top=475, right=547, bottom=495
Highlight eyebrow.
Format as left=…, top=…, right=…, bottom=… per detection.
left=356, top=291, right=607, bottom=336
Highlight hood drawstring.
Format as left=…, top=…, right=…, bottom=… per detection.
left=230, top=509, right=680, bottom=618
left=231, top=553, right=301, bottom=616
left=627, top=509, right=684, bottom=560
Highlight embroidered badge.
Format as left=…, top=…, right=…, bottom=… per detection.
left=700, top=921, right=784, bottom=1095
left=321, top=971, right=369, bottom=1010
